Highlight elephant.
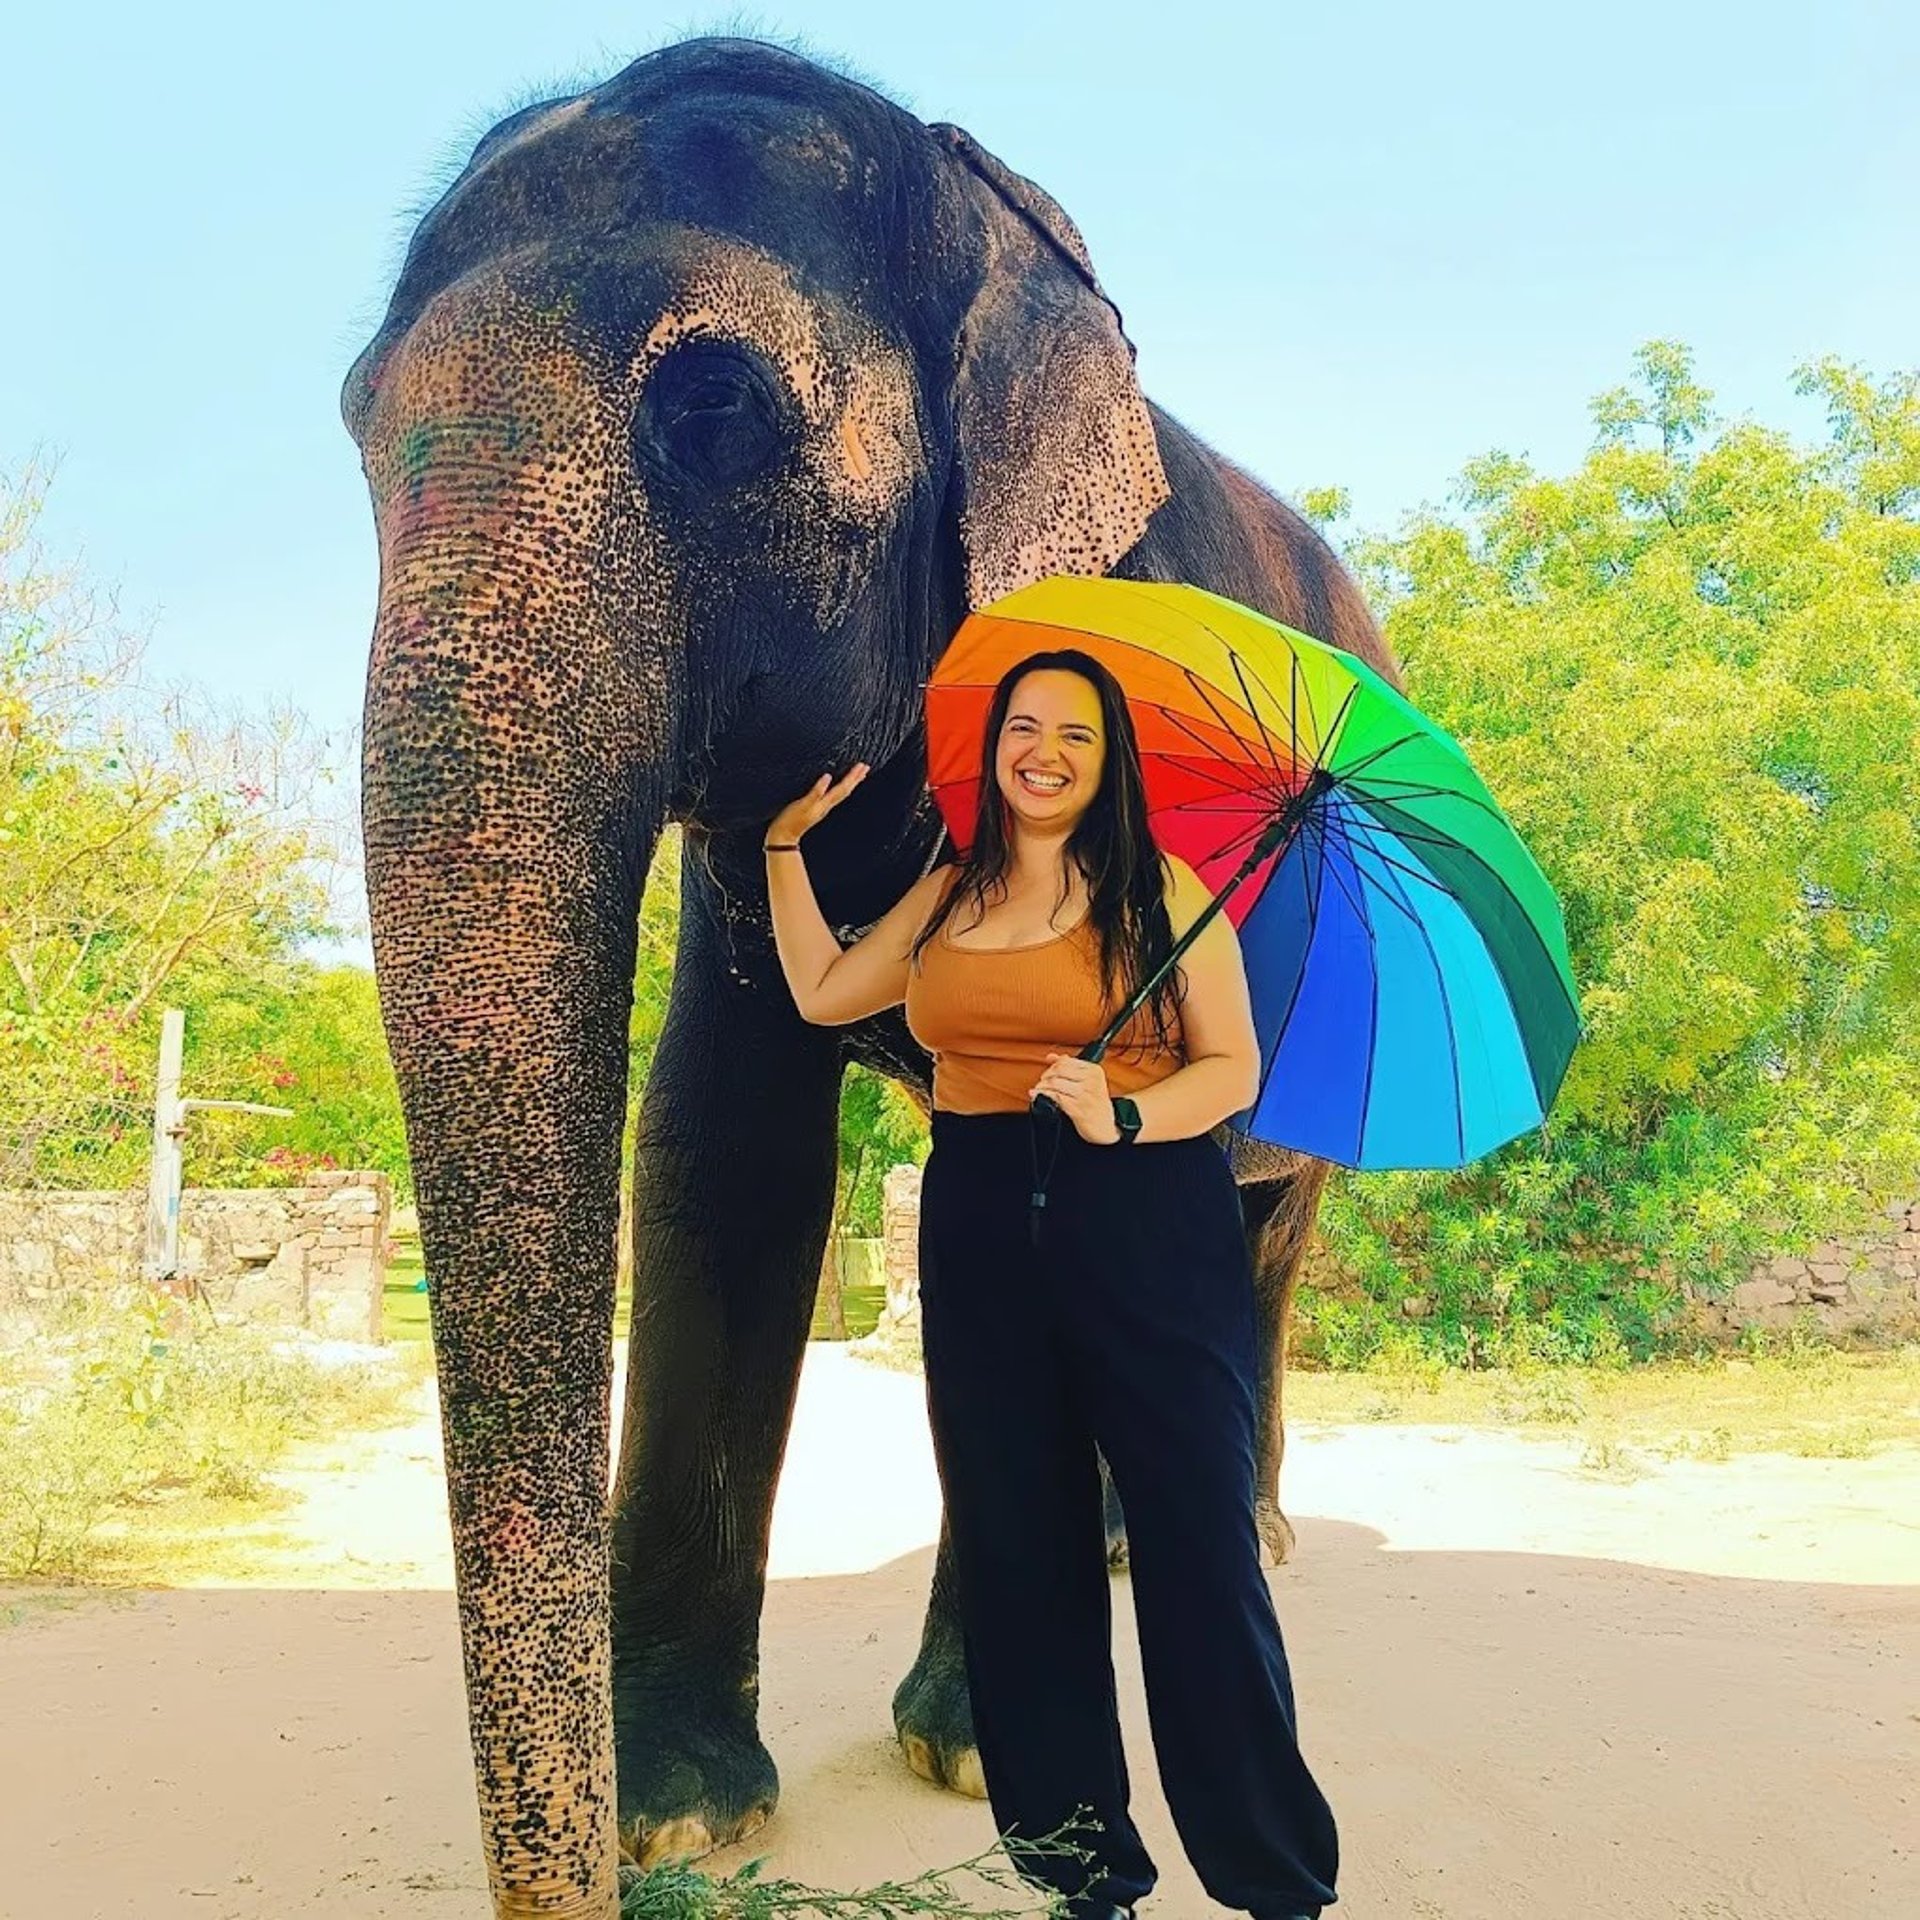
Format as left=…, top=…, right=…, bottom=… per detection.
left=342, top=34, right=1402, bottom=1920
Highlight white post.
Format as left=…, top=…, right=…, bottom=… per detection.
left=143, top=1008, right=186, bottom=1283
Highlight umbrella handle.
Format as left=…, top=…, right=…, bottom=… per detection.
left=1026, top=766, right=1333, bottom=1126
left=1029, top=1037, right=1106, bottom=1124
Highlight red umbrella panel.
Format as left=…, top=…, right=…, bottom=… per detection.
left=927, top=609, right=1320, bottom=933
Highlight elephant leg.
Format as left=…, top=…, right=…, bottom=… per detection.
left=1084, top=1163, right=1327, bottom=1573
left=609, top=906, right=842, bottom=1864
left=1243, top=1161, right=1330, bottom=1565
left=835, top=1027, right=995, bottom=1798
left=890, top=1517, right=988, bottom=1799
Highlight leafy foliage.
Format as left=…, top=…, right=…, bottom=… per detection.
left=836, top=1063, right=928, bottom=1238
left=1292, top=344, right=1920, bottom=1363
left=0, top=459, right=347, bottom=1189
left=12, top=340, right=1916, bottom=1363
left=0, top=1281, right=421, bottom=1578
left=186, top=964, right=408, bottom=1194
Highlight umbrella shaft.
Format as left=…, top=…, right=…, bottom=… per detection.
left=1082, top=765, right=1332, bottom=1066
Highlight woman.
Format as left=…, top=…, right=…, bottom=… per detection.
left=763, top=649, right=1339, bottom=1920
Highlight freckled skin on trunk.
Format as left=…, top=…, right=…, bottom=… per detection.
left=365, top=743, right=647, bottom=1919
left=358, top=260, right=671, bottom=1914
left=347, top=36, right=1403, bottom=1916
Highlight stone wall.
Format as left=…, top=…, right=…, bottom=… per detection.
left=851, top=1163, right=925, bottom=1363
left=870, top=1167, right=1920, bottom=1348
left=1693, top=1195, right=1920, bottom=1342
left=0, top=1171, right=392, bottom=1342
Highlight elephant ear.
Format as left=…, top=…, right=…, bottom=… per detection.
left=930, top=123, right=1170, bottom=609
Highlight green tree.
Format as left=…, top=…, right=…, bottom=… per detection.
left=0, top=460, right=346, bottom=1188
left=187, top=965, right=408, bottom=1195
left=816, top=1063, right=927, bottom=1336
left=616, top=828, right=684, bottom=1288
left=1297, top=344, right=1920, bottom=1363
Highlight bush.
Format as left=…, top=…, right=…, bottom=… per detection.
left=1289, top=345, right=1920, bottom=1364
left=0, top=1283, right=423, bottom=1579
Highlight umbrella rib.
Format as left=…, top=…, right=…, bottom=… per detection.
left=1175, top=659, right=1300, bottom=789
left=1226, top=650, right=1298, bottom=787
left=1182, top=764, right=1351, bottom=879
left=1327, top=817, right=1544, bottom=1123
left=1328, top=725, right=1435, bottom=783
left=1320, top=677, right=1361, bottom=759
left=1145, top=719, right=1287, bottom=801
left=1179, top=815, right=1288, bottom=868
left=1331, top=790, right=1534, bottom=889
left=1363, top=805, right=1581, bottom=1035
left=1109, top=649, right=1315, bottom=803
left=1301, top=809, right=1387, bottom=928
left=1170, top=600, right=1317, bottom=759
left=1200, top=806, right=1299, bottom=875
left=1351, top=776, right=1519, bottom=831
left=1267, top=806, right=1374, bottom=1159
left=1302, top=801, right=1385, bottom=1148
left=1320, top=803, right=1470, bottom=1164
left=1337, top=803, right=1573, bottom=1023
left=1253, top=816, right=1330, bottom=1107
left=1361, top=860, right=1383, bottom=1164
left=1353, top=813, right=1477, bottom=861
left=1318, top=808, right=1466, bottom=905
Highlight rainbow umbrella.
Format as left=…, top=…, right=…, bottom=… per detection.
left=926, top=575, right=1582, bottom=1173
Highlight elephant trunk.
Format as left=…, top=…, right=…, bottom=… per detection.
left=363, top=520, right=667, bottom=1916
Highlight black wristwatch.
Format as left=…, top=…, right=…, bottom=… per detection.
left=1110, top=1095, right=1144, bottom=1147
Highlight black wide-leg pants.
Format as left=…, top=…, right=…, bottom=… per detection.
left=918, top=1109, right=1340, bottom=1918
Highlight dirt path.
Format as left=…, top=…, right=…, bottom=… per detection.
left=4, top=1346, right=1917, bottom=1919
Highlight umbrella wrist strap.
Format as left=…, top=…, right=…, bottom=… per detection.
left=1027, top=1108, right=1066, bottom=1248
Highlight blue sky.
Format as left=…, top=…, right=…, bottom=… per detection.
left=4, top=0, right=1914, bottom=752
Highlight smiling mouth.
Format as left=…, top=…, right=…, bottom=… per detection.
left=1017, top=769, right=1069, bottom=793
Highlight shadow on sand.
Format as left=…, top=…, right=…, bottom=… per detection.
left=3, top=1510, right=1916, bottom=1919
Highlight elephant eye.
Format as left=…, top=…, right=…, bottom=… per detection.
left=633, top=341, right=787, bottom=492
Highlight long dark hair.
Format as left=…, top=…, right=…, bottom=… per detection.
left=908, top=648, right=1186, bottom=1057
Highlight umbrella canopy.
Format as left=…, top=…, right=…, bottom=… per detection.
left=926, top=576, right=1582, bottom=1170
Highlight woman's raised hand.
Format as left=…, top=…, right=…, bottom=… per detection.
left=766, top=762, right=870, bottom=847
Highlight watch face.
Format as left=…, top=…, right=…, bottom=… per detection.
left=1114, top=1096, right=1143, bottom=1137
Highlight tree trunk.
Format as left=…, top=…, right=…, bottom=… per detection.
left=822, top=1233, right=849, bottom=1340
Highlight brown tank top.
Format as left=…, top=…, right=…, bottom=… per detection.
left=904, top=872, right=1188, bottom=1115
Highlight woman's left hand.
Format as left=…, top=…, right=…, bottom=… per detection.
left=1030, top=1051, right=1121, bottom=1145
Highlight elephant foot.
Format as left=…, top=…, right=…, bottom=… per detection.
left=1256, top=1495, right=1296, bottom=1568
left=613, top=1701, right=779, bottom=1867
left=892, top=1634, right=988, bottom=1799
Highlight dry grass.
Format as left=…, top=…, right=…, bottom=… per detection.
left=1285, top=1336, right=1920, bottom=1466
left=859, top=1320, right=1920, bottom=1464
left=0, top=1284, right=430, bottom=1584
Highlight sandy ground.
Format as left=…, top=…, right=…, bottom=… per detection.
left=3, top=1345, right=1918, bottom=1920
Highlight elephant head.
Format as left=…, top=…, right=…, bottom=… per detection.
left=342, top=38, right=1168, bottom=1916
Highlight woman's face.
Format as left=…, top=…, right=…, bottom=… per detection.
left=994, top=669, right=1107, bottom=835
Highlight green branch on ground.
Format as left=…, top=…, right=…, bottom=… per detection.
left=619, top=1817, right=1099, bottom=1918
